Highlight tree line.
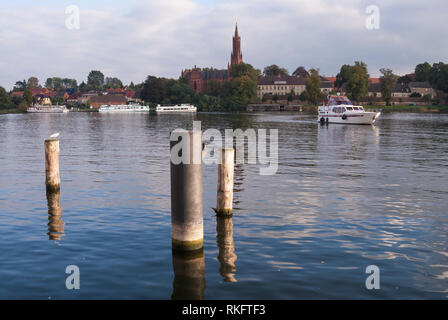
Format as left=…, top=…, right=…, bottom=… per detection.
left=140, top=62, right=259, bottom=111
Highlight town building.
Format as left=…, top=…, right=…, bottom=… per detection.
left=257, top=75, right=306, bottom=99
left=409, top=82, right=436, bottom=98
left=89, top=94, right=126, bottom=109
left=181, top=24, right=243, bottom=93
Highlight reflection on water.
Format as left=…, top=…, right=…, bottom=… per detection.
left=1, top=112, right=448, bottom=299
left=233, top=164, right=245, bottom=209
left=46, top=190, right=64, bottom=241
left=216, top=216, right=237, bottom=282
left=171, top=249, right=206, bottom=300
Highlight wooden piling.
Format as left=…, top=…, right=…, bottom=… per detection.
left=170, top=130, right=203, bottom=251
left=216, top=148, right=234, bottom=216
left=44, top=139, right=60, bottom=192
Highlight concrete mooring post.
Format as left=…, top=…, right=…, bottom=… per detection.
left=216, top=148, right=235, bottom=216
left=44, top=138, right=60, bottom=193
left=170, top=130, right=203, bottom=252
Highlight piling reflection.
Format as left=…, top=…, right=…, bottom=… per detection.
left=216, top=216, right=237, bottom=282
left=233, top=164, right=245, bottom=209
left=46, top=190, right=65, bottom=240
left=171, top=249, right=206, bottom=300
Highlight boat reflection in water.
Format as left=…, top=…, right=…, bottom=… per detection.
left=216, top=216, right=237, bottom=282
left=46, top=190, right=65, bottom=240
left=171, top=249, right=206, bottom=300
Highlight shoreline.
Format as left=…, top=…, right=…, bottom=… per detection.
left=1, top=105, right=448, bottom=115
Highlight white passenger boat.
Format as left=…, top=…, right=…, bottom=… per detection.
left=318, top=96, right=380, bottom=125
left=98, top=104, right=150, bottom=112
left=155, top=104, right=197, bottom=113
left=27, top=104, right=69, bottom=113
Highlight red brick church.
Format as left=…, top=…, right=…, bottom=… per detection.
left=181, top=24, right=243, bottom=93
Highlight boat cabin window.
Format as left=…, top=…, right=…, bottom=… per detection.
left=346, top=107, right=353, bottom=111
left=353, top=107, right=359, bottom=110
left=332, top=107, right=346, bottom=113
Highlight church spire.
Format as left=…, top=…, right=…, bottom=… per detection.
left=230, top=23, right=243, bottom=67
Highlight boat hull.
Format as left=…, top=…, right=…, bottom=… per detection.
left=318, top=112, right=381, bottom=125
left=155, top=110, right=197, bottom=113
left=27, top=109, right=68, bottom=113
left=98, top=109, right=149, bottom=113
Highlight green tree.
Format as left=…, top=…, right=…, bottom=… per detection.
left=13, top=80, right=27, bottom=91
left=87, top=70, right=105, bottom=90
left=429, top=62, right=448, bottom=92
left=105, top=77, right=123, bottom=89
left=335, top=64, right=352, bottom=88
left=0, top=86, right=14, bottom=110
left=415, top=62, right=432, bottom=82
left=292, top=66, right=309, bottom=78
left=379, top=68, right=399, bottom=106
left=345, top=62, right=369, bottom=103
left=304, top=68, right=323, bottom=105
left=141, top=76, right=167, bottom=104
left=263, top=64, right=289, bottom=76
left=62, top=78, right=78, bottom=90
left=79, top=81, right=87, bottom=92
left=422, top=94, right=432, bottom=103
left=229, top=63, right=259, bottom=109
left=17, top=88, right=33, bottom=112
left=23, top=88, right=33, bottom=104
left=27, top=77, right=40, bottom=89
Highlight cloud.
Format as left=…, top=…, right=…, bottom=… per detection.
left=0, top=0, right=446, bottom=89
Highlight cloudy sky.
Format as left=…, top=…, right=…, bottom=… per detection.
left=0, top=0, right=447, bottom=89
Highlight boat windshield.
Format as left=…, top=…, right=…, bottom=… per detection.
left=328, top=96, right=353, bottom=106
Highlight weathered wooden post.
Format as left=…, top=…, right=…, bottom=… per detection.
left=171, top=249, right=206, bottom=300
left=170, top=130, right=203, bottom=252
left=46, top=189, right=64, bottom=240
left=217, top=216, right=237, bottom=282
left=216, top=148, right=234, bottom=216
left=44, top=138, right=60, bottom=193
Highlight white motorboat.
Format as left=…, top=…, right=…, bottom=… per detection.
left=98, top=104, right=150, bottom=112
left=318, top=96, right=380, bottom=125
left=155, top=104, right=197, bottom=113
left=27, top=104, right=69, bottom=113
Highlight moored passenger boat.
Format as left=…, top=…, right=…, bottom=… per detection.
left=98, top=104, right=150, bottom=112
left=318, top=96, right=381, bottom=125
left=155, top=104, right=197, bottom=113
left=27, top=104, right=69, bottom=113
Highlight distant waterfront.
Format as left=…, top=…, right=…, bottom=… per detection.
left=1, top=104, right=448, bottom=115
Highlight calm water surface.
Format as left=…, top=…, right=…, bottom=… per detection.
left=0, top=112, right=447, bottom=299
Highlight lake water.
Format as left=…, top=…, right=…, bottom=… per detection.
left=0, top=111, right=447, bottom=299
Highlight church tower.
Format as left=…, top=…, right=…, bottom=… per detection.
left=230, top=23, right=243, bottom=66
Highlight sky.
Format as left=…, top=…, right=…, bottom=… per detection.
left=0, top=0, right=447, bottom=90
